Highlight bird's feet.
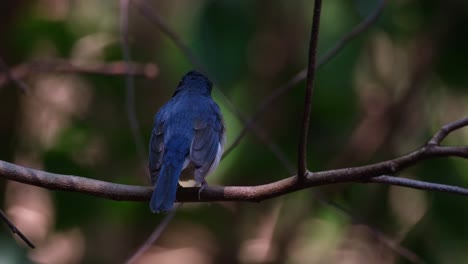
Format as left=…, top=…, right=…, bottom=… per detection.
left=198, top=180, right=208, bottom=200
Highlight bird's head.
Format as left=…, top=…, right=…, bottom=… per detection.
left=173, top=71, right=213, bottom=96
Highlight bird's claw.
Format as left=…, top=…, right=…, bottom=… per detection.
left=198, top=181, right=207, bottom=200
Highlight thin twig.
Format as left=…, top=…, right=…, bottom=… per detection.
left=0, top=118, right=466, bottom=202
left=297, top=0, right=323, bottom=181
left=125, top=204, right=181, bottom=264
left=0, top=209, right=35, bottom=248
left=120, top=0, right=147, bottom=163
left=224, top=0, right=386, bottom=158
left=369, top=175, right=468, bottom=196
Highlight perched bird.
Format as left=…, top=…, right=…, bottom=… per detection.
left=148, top=71, right=225, bottom=213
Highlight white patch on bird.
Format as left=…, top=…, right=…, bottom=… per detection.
left=182, top=158, right=190, bottom=170
left=207, top=143, right=223, bottom=176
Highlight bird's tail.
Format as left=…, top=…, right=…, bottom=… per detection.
left=150, top=138, right=189, bottom=213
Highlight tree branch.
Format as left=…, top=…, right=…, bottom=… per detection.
left=0, top=161, right=151, bottom=201
left=368, top=175, right=468, bottom=197
left=1, top=118, right=466, bottom=202
left=298, top=0, right=322, bottom=181
left=0, top=59, right=158, bottom=89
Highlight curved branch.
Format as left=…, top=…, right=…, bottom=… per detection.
left=0, top=161, right=151, bottom=201
left=429, top=118, right=468, bottom=145
left=1, top=118, right=466, bottom=202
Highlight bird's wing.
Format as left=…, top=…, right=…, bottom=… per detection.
left=190, top=102, right=224, bottom=183
left=148, top=114, right=166, bottom=185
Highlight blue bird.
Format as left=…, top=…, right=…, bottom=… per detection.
left=148, top=71, right=225, bottom=213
